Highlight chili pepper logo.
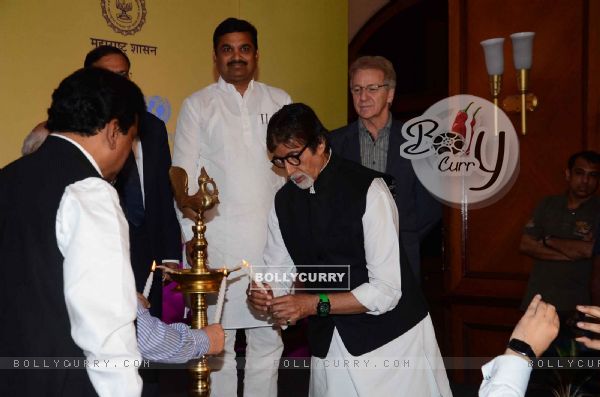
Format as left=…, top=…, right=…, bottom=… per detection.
left=432, top=102, right=481, bottom=156
left=400, top=94, right=519, bottom=209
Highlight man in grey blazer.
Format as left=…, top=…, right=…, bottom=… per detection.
left=329, top=56, right=441, bottom=284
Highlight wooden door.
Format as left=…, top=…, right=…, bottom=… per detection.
left=446, top=0, right=600, bottom=384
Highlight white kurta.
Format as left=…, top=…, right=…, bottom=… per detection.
left=53, top=135, right=142, bottom=397
left=172, top=77, right=291, bottom=328
left=264, top=177, right=452, bottom=396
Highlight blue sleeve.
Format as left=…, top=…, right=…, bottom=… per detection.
left=136, top=304, right=209, bottom=363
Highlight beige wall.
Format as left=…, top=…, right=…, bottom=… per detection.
left=0, top=0, right=347, bottom=166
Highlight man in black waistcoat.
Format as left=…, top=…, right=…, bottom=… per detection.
left=248, top=103, right=451, bottom=396
left=0, top=68, right=145, bottom=396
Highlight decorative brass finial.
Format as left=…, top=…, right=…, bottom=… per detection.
left=169, top=166, right=228, bottom=396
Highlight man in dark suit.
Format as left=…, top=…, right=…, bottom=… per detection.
left=21, top=46, right=182, bottom=317
left=329, top=56, right=440, bottom=283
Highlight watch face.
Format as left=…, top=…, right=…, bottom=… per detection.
left=317, top=301, right=331, bottom=317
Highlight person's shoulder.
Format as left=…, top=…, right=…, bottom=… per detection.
left=337, top=154, right=383, bottom=180
left=274, top=180, right=295, bottom=201
left=138, top=111, right=168, bottom=144
left=329, top=121, right=358, bottom=146
left=184, top=83, right=220, bottom=103
left=330, top=121, right=357, bottom=135
left=255, top=81, right=290, bottom=100
left=535, top=195, right=563, bottom=211
left=1, top=146, right=41, bottom=179
left=63, top=177, right=119, bottom=208
left=544, top=195, right=564, bottom=204
left=178, top=84, right=221, bottom=118
left=141, top=111, right=165, bottom=128
left=588, top=195, right=600, bottom=204
left=1, top=155, right=24, bottom=174
left=584, top=195, right=600, bottom=210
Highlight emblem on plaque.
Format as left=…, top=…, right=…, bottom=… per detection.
left=101, top=0, right=147, bottom=36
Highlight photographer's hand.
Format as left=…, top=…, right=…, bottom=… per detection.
left=576, top=305, right=600, bottom=350
left=507, top=294, right=559, bottom=359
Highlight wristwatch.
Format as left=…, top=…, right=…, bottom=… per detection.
left=316, top=294, right=330, bottom=317
left=507, top=338, right=536, bottom=361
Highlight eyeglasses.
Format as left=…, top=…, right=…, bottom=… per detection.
left=350, top=84, right=389, bottom=95
left=271, top=143, right=309, bottom=168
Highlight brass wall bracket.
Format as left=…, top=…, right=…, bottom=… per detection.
left=502, top=93, right=538, bottom=113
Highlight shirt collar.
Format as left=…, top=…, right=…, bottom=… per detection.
left=358, top=112, right=392, bottom=141
left=217, top=76, right=255, bottom=94
left=50, top=133, right=103, bottom=177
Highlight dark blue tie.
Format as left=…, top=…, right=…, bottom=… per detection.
left=118, top=151, right=145, bottom=227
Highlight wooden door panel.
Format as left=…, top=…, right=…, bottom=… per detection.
left=448, top=0, right=589, bottom=296
left=445, top=0, right=597, bottom=384
left=446, top=303, right=522, bottom=384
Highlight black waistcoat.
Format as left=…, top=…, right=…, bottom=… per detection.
left=0, top=136, right=100, bottom=396
left=274, top=154, right=428, bottom=358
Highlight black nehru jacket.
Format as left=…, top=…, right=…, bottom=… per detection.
left=0, top=136, right=101, bottom=396
left=274, top=153, right=428, bottom=358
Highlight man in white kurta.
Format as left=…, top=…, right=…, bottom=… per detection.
left=172, top=18, right=290, bottom=396
left=249, top=103, right=452, bottom=396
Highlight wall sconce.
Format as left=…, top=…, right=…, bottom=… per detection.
left=480, top=32, right=538, bottom=135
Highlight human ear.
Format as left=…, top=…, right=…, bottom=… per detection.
left=105, top=119, right=121, bottom=150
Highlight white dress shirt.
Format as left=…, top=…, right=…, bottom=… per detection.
left=53, top=134, right=142, bottom=397
left=172, top=77, right=291, bottom=328
left=479, top=355, right=532, bottom=397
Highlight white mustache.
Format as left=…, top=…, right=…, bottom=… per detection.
left=290, top=172, right=314, bottom=189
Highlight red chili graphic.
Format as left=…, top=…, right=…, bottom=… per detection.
left=465, top=106, right=481, bottom=155
left=451, top=102, right=473, bottom=138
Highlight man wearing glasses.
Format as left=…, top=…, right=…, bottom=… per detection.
left=249, top=103, right=451, bottom=396
left=172, top=18, right=291, bottom=396
left=329, top=56, right=441, bottom=285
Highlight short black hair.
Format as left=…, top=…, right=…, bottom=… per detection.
left=267, top=103, right=329, bottom=153
left=46, top=68, right=146, bottom=137
left=84, top=45, right=131, bottom=69
left=567, top=151, right=600, bottom=170
left=213, top=17, right=258, bottom=50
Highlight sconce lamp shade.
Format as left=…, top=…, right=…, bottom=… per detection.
left=510, top=32, right=535, bottom=69
left=480, top=38, right=505, bottom=75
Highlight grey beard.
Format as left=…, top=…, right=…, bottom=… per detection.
left=290, top=171, right=315, bottom=190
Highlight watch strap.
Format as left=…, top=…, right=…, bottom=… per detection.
left=507, top=338, right=536, bottom=361
left=316, top=294, right=330, bottom=317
